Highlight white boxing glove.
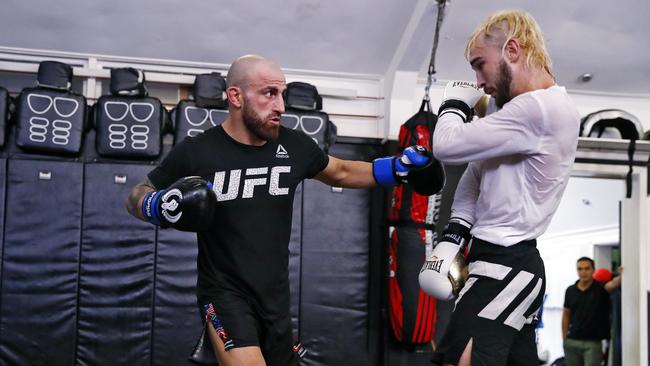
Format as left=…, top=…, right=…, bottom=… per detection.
left=418, top=219, right=471, bottom=300
left=438, top=81, right=485, bottom=122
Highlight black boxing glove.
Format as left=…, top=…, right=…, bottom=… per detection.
left=406, top=156, right=445, bottom=196
left=141, top=176, right=217, bottom=232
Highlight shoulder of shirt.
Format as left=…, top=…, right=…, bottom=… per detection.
left=568, top=280, right=582, bottom=290
left=280, top=125, right=313, bottom=143
left=593, top=280, right=607, bottom=290
left=179, top=125, right=222, bottom=146
left=500, top=85, right=571, bottom=130
left=280, top=125, right=299, bottom=137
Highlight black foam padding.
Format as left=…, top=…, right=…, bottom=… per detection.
left=173, top=100, right=227, bottom=145
left=0, top=159, right=5, bottom=296
left=299, top=143, right=372, bottom=365
left=110, top=68, right=146, bottom=96
left=288, top=182, right=303, bottom=334
left=0, top=87, right=8, bottom=148
left=15, top=88, right=86, bottom=155
left=76, top=163, right=155, bottom=365
left=192, top=73, right=226, bottom=109
left=153, top=228, right=202, bottom=365
left=94, top=95, right=164, bottom=159
left=284, top=82, right=322, bottom=111
left=37, top=61, right=72, bottom=90
left=0, top=159, right=83, bottom=366
left=281, top=109, right=336, bottom=151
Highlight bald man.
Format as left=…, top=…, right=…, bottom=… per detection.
left=126, top=55, right=443, bottom=365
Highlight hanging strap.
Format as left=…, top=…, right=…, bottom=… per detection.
left=626, top=138, right=636, bottom=198
left=423, top=0, right=448, bottom=102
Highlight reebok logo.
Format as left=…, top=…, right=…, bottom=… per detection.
left=276, top=144, right=289, bottom=158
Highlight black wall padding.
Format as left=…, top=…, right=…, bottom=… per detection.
left=0, top=87, right=8, bottom=148
left=299, top=143, right=376, bottom=366
left=15, top=88, right=86, bottom=155
left=288, top=182, right=303, bottom=334
left=153, top=228, right=202, bottom=366
left=94, top=96, right=164, bottom=159
left=173, top=101, right=227, bottom=145
left=77, top=163, right=155, bottom=365
left=0, top=159, right=5, bottom=289
left=431, top=164, right=467, bottom=341
left=281, top=110, right=336, bottom=152
left=0, top=159, right=83, bottom=366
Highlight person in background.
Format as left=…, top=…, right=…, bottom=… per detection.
left=562, top=257, right=622, bottom=366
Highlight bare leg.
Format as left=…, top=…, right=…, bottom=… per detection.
left=206, top=321, right=266, bottom=366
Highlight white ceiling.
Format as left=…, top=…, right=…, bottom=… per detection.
left=1, top=0, right=649, bottom=95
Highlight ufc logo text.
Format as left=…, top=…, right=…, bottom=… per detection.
left=213, top=166, right=291, bottom=201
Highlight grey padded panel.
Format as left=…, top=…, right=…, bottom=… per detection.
left=76, top=163, right=155, bottom=365
left=153, top=228, right=202, bottom=366
left=0, top=159, right=83, bottom=365
left=288, top=182, right=303, bottom=335
left=0, top=87, right=8, bottom=148
left=299, top=142, right=374, bottom=366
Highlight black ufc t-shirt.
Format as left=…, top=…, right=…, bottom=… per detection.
left=148, top=125, right=329, bottom=318
left=563, top=280, right=611, bottom=341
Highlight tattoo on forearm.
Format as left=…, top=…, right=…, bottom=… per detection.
left=126, top=179, right=155, bottom=218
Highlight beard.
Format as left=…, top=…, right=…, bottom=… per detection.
left=242, top=101, right=280, bottom=141
left=494, top=59, right=513, bottom=108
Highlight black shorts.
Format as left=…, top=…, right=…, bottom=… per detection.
left=198, top=291, right=305, bottom=366
left=433, top=237, right=546, bottom=366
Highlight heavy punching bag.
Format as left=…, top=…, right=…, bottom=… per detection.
left=387, top=100, right=442, bottom=350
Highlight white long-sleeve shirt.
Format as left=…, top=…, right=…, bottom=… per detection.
left=432, top=85, right=580, bottom=246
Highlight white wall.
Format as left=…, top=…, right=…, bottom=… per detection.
left=535, top=177, right=625, bottom=363
left=385, top=81, right=650, bottom=141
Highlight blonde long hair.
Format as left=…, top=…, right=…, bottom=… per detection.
left=465, top=10, right=553, bottom=76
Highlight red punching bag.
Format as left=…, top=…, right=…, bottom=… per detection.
left=388, top=100, right=442, bottom=350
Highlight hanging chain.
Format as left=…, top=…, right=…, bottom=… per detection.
left=424, top=0, right=448, bottom=101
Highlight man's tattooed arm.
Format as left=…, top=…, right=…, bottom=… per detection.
left=126, top=178, right=156, bottom=220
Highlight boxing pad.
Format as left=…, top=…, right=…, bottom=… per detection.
left=111, top=68, right=147, bottom=96
left=192, top=73, right=227, bottom=109
left=284, top=81, right=322, bottom=111
left=37, top=61, right=73, bottom=90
